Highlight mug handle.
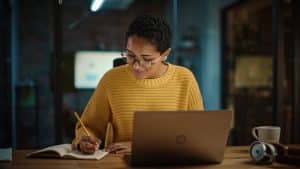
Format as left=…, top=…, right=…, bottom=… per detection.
left=252, top=127, right=259, bottom=140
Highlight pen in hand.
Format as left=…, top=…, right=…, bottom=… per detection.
left=74, top=111, right=90, bottom=136
left=74, top=112, right=100, bottom=154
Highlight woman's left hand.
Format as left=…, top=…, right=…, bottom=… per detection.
left=105, top=142, right=131, bottom=154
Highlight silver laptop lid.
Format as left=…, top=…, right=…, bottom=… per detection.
left=131, top=110, right=233, bottom=166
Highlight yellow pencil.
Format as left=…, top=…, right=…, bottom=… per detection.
left=104, top=122, right=111, bottom=148
left=74, top=112, right=90, bottom=136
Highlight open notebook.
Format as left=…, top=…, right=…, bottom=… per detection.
left=27, top=144, right=108, bottom=160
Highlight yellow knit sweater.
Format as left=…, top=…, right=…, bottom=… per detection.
left=72, top=64, right=204, bottom=147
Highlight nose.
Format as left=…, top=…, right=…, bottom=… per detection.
left=132, top=61, right=143, bottom=71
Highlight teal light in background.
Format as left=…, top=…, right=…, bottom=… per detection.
left=90, top=0, right=105, bottom=12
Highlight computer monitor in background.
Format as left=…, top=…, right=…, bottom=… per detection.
left=74, top=51, right=121, bottom=89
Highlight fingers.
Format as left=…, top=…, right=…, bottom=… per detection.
left=115, top=148, right=131, bottom=154
left=105, top=143, right=130, bottom=154
left=105, top=143, right=122, bottom=151
left=78, top=136, right=100, bottom=154
left=79, top=140, right=99, bottom=154
left=81, top=135, right=101, bottom=145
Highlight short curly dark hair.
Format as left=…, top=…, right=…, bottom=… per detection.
left=125, top=15, right=172, bottom=54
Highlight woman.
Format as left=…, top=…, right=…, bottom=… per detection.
left=72, top=15, right=204, bottom=154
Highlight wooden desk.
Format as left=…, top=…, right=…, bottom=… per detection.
left=0, top=146, right=298, bottom=169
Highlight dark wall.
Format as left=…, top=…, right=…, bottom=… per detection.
left=0, top=0, right=12, bottom=147
left=18, top=0, right=54, bottom=147
left=16, top=0, right=169, bottom=146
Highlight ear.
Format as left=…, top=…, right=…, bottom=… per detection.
left=161, top=48, right=172, bottom=60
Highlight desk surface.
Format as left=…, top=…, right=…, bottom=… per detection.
left=0, top=146, right=298, bottom=169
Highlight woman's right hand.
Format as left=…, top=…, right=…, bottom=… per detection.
left=78, top=135, right=101, bottom=154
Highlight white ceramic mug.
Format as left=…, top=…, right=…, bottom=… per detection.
left=252, top=126, right=281, bottom=143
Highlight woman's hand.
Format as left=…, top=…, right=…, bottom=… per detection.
left=105, top=142, right=131, bottom=154
left=78, top=135, right=101, bottom=154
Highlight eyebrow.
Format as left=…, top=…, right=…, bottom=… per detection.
left=125, top=49, right=154, bottom=59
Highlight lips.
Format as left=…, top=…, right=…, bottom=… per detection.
left=133, top=70, right=144, bottom=78
left=133, top=70, right=143, bottom=75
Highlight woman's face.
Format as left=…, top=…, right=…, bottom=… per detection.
left=125, top=35, right=170, bottom=79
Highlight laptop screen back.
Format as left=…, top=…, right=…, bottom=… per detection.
left=131, top=110, right=233, bottom=166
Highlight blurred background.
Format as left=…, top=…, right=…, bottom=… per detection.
left=0, top=0, right=299, bottom=148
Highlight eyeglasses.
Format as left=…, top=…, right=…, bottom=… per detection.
left=121, top=51, right=162, bottom=69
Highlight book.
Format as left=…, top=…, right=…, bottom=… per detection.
left=0, top=148, right=12, bottom=162
left=27, top=144, right=108, bottom=160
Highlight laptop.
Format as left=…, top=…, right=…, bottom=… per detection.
left=130, top=110, right=233, bottom=166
